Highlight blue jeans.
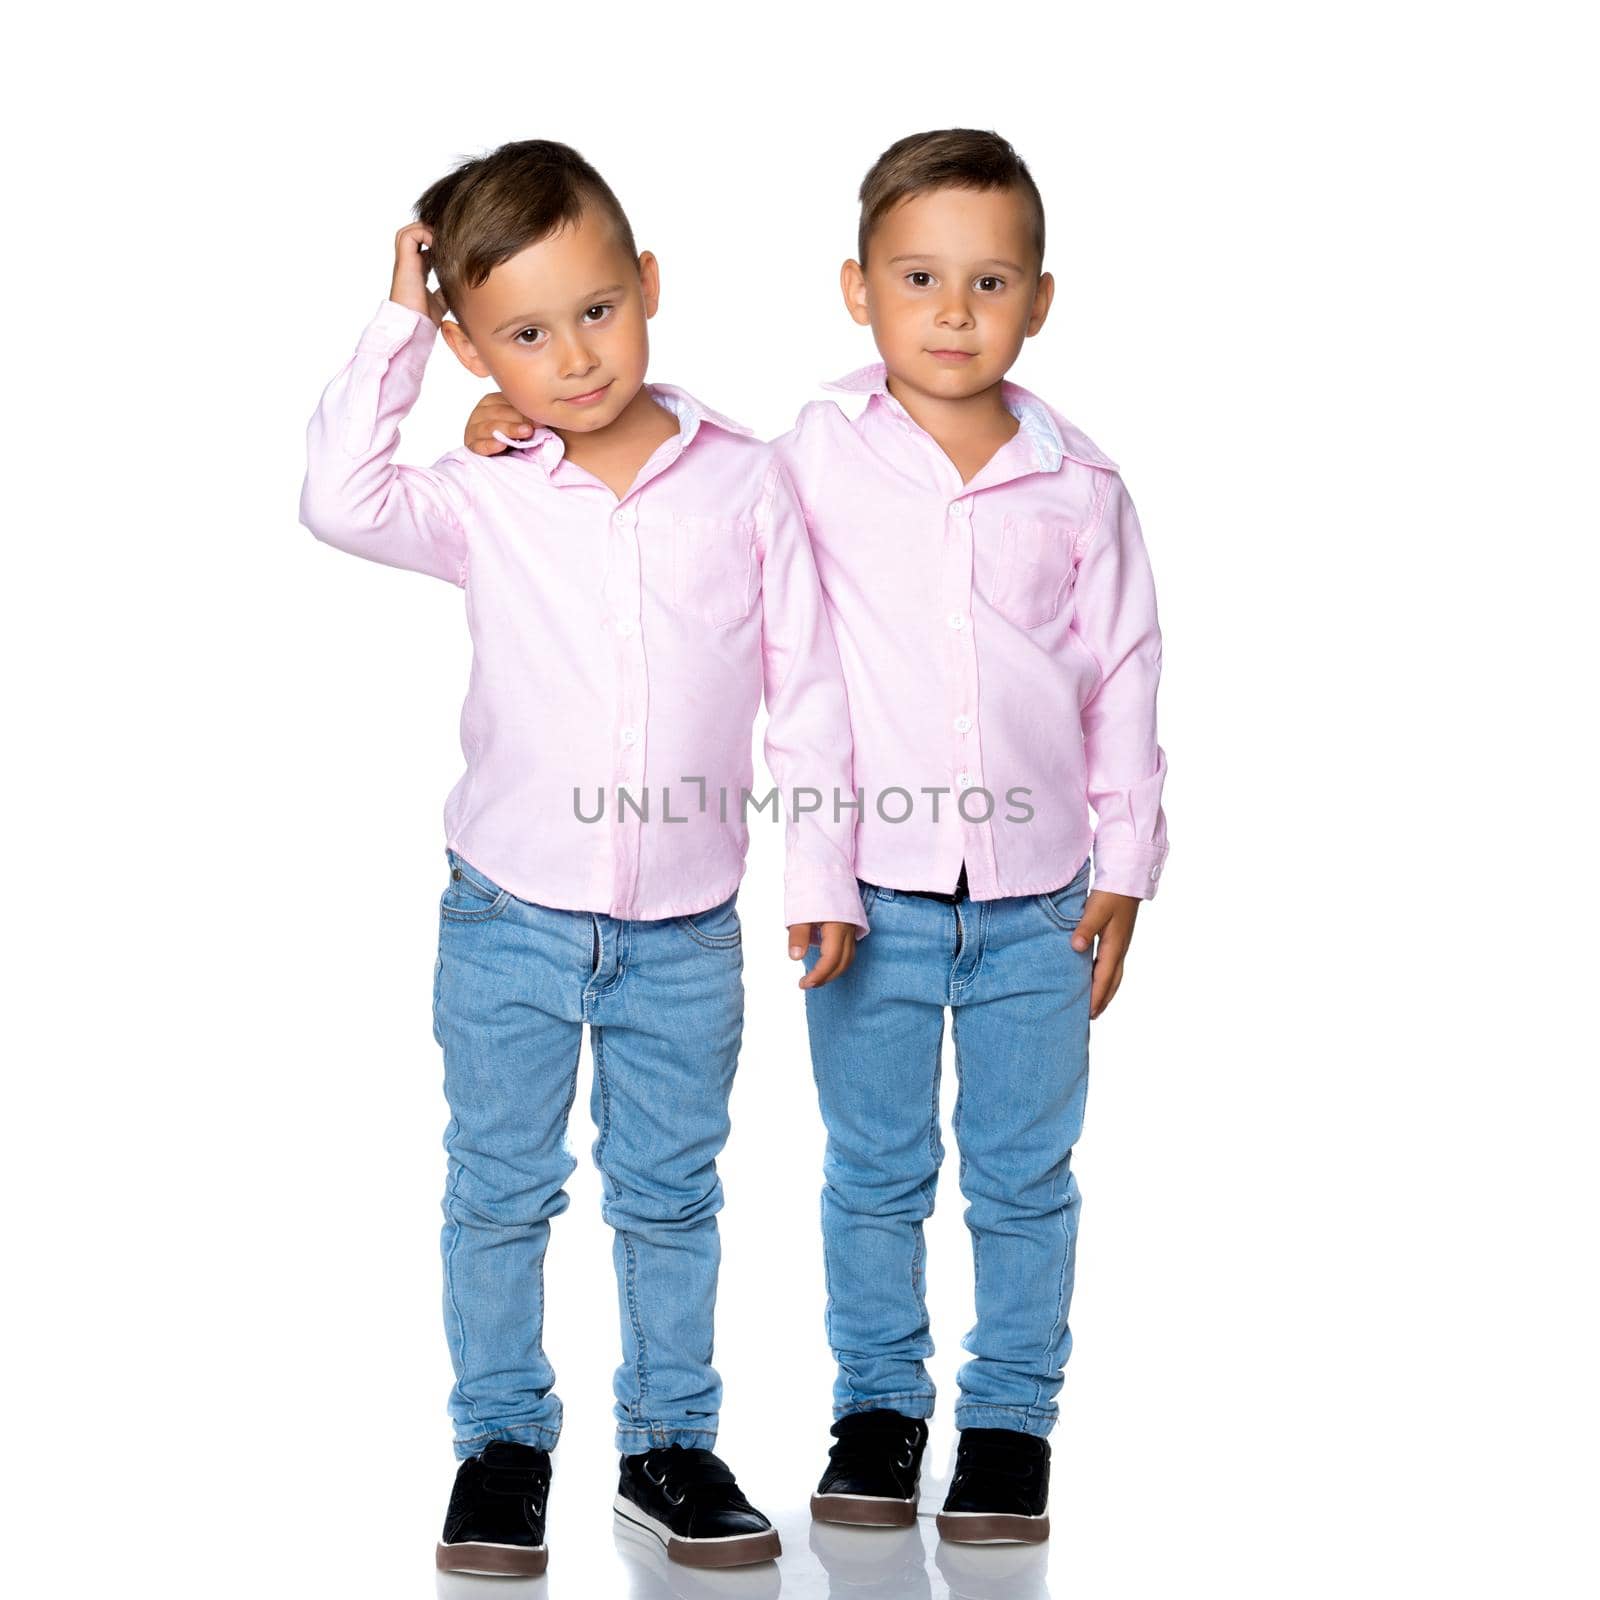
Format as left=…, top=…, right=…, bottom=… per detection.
left=431, top=847, right=744, bottom=1458
left=802, top=860, right=1093, bottom=1438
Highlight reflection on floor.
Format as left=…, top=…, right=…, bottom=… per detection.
left=435, top=1503, right=1053, bottom=1600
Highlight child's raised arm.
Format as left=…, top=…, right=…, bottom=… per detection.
left=297, top=224, right=472, bottom=586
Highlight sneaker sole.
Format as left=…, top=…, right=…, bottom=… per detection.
left=936, top=1509, right=1051, bottom=1545
left=810, top=1490, right=919, bottom=1528
left=613, top=1495, right=781, bottom=1567
left=434, top=1538, right=548, bottom=1576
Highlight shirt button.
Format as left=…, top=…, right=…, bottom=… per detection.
left=620, top=726, right=639, bottom=747
left=947, top=613, right=967, bottom=631
left=953, top=715, right=972, bottom=733
left=949, top=500, right=967, bottom=517
left=1151, top=863, right=1162, bottom=879
left=616, top=618, right=636, bottom=638
left=957, top=771, right=974, bottom=789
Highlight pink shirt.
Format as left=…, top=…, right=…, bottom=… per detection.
left=774, top=363, right=1170, bottom=901
left=298, top=299, right=867, bottom=932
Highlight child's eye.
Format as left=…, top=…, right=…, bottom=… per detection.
left=513, top=327, right=546, bottom=346
left=582, top=303, right=613, bottom=323
left=906, top=271, right=935, bottom=288
left=976, top=275, right=1005, bottom=292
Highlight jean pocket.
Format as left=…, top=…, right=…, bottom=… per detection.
left=676, top=893, right=742, bottom=948
left=673, top=514, right=756, bottom=628
left=1036, top=861, right=1091, bottom=931
left=441, top=853, right=512, bottom=923
left=986, top=514, right=1077, bottom=629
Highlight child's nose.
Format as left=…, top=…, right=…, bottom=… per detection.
left=555, top=332, right=598, bottom=375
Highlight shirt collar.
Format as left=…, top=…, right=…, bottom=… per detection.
left=494, top=382, right=755, bottom=471
left=819, top=361, right=1117, bottom=474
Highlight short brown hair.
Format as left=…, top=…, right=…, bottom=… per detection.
left=413, top=139, right=638, bottom=328
left=857, top=129, right=1045, bottom=271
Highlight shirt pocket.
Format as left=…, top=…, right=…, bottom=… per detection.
left=985, top=513, right=1078, bottom=629
left=673, top=513, right=757, bottom=628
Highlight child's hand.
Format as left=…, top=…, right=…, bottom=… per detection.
left=389, top=223, right=448, bottom=327
left=465, top=391, right=538, bottom=456
left=1071, top=891, right=1141, bottom=1018
left=790, top=922, right=857, bottom=989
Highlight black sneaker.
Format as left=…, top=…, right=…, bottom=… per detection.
left=810, top=1409, right=929, bottom=1527
left=935, top=1427, right=1051, bottom=1544
left=614, top=1444, right=781, bottom=1567
left=435, top=1439, right=551, bottom=1575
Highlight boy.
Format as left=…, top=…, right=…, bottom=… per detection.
left=785, top=129, right=1168, bottom=1546
left=299, top=139, right=866, bottom=1576
left=465, top=129, right=1170, bottom=1547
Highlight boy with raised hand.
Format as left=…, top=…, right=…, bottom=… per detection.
left=299, top=138, right=865, bottom=1576
left=462, top=127, right=1171, bottom=1548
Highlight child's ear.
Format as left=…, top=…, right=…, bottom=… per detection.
left=440, top=319, right=492, bottom=380
left=1026, top=270, right=1056, bottom=337
left=840, top=259, right=870, bottom=327
left=637, top=250, right=661, bottom=318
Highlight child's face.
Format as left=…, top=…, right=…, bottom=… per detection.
left=440, top=206, right=658, bottom=433
left=843, top=185, right=1054, bottom=401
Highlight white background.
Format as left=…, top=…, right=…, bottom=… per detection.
left=6, top=3, right=1596, bottom=1596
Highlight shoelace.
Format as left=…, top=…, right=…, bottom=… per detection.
left=640, top=1446, right=743, bottom=1509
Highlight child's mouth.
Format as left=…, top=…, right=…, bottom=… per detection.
left=928, top=349, right=977, bottom=363
left=563, top=380, right=613, bottom=406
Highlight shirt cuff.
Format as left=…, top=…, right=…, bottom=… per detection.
left=1091, top=841, right=1168, bottom=901
left=358, top=298, right=436, bottom=359
left=785, top=872, right=870, bottom=938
